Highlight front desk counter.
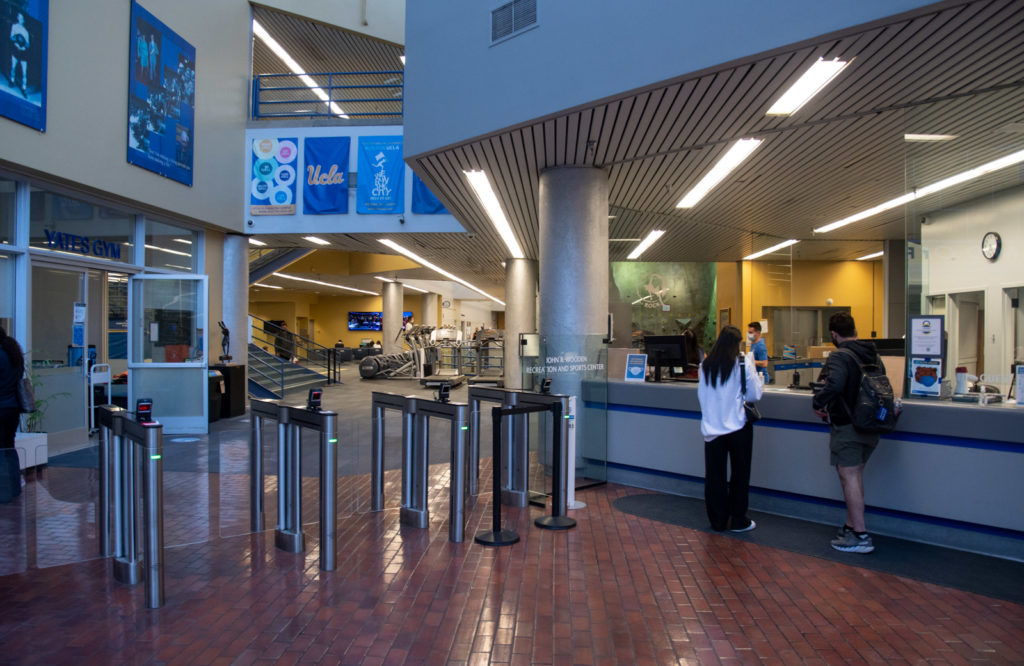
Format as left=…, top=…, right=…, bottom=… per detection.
left=599, top=380, right=1024, bottom=560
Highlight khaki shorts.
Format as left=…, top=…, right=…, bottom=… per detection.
left=830, top=423, right=879, bottom=467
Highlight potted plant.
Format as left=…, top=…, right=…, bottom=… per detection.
left=14, top=361, right=70, bottom=471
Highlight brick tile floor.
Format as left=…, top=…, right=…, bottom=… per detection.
left=1, top=452, right=1023, bottom=664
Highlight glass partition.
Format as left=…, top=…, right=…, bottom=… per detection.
left=145, top=219, right=198, bottom=272
left=0, top=177, right=14, bottom=245
left=29, top=187, right=133, bottom=264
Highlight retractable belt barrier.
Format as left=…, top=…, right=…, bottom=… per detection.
left=97, top=405, right=165, bottom=609
left=371, top=391, right=470, bottom=542
left=467, top=387, right=571, bottom=512
left=249, top=399, right=339, bottom=571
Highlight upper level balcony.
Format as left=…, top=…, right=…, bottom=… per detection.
left=251, top=70, right=403, bottom=122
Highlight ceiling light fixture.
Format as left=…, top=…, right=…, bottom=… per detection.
left=815, top=147, right=1024, bottom=233
left=378, top=239, right=505, bottom=306
left=252, top=19, right=348, bottom=118
left=400, top=55, right=406, bottom=66
left=766, top=57, right=849, bottom=116
left=463, top=170, right=524, bottom=258
left=254, top=283, right=283, bottom=289
left=609, top=238, right=641, bottom=242
left=373, top=276, right=394, bottom=282
left=304, top=236, right=330, bottom=246
left=743, top=239, right=798, bottom=261
left=677, top=138, right=763, bottom=208
left=856, top=251, right=884, bottom=261
left=248, top=238, right=267, bottom=246
left=627, top=230, right=665, bottom=260
left=374, top=275, right=428, bottom=293
left=273, top=272, right=378, bottom=295
left=904, top=134, right=958, bottom=142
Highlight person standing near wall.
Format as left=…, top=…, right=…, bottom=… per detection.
left=697, top=325, right=763, bottom=532
left=0, top=326, right=26, bottom=501
left=812, top=312, right=880, bottom=554
left=746, top=321, right=770, bottom=384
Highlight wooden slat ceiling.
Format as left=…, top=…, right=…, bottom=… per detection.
left=252, top=0, right=1024, bottom=295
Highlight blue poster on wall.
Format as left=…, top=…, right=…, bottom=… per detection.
left=357, top=136, right=404, bottom=214
left=127, top=1, right=195, bottom=186
left=250, top=137, right=298, bottom=215
left=411, top=173, right=449, bottom=214
left=303, top=136, right=350, bottom=214
left=0, top=0, right=47, bottom=130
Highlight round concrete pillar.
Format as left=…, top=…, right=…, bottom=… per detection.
left=222, top=234, right=250, bottom=371
left=382, top=282, right=404, bottom=354
left=503, top=258, right=538, bottom=389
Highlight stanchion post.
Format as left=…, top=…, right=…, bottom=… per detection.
left=371, top=400, right=384, bottom=511
left=320, top=411, right=338, bottom=571
left=475, top=406, right=520, bottom=546
left=141, top=422, right=165, bottom=609
left=448, top=404, right=468, bottom=542
left=534, top=400, right=576, bottom=531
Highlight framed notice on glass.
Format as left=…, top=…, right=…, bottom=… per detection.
left=625, top=354, right=647, bottom=382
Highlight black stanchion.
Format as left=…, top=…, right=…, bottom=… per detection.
left=474, top=406, right=520, bottom=546
left=535, top=401, right=576, bottom=530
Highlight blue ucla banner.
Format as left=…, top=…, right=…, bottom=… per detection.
left=357, top=136, right=404, bottom=214
left=303, top=137, right=350, bottom=214
left=411, top=173, right=449, bottom=214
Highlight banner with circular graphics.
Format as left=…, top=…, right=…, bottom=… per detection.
left=249, top=137, right=298, bottom=215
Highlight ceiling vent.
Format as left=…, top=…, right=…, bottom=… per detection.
left=491, top=0, right=537, bottom=43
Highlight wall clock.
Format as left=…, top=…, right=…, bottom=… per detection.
left=981, top=231, right=1001, bottom=261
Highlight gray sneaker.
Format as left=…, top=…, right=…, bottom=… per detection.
left=831, top=530, right=874, bottom=553
left=835, top=524, right=852, bottom=539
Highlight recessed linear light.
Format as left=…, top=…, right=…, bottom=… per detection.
left=766, top=57, right=849, bottom=116
left=743, top=239, right=799, bottom=261
left=464, top=170, right=524, bottom=259
left=248, top=238, right=267, bottom=247
left=252, top=19, right=348, bottom=118
left=856, top=251, right=884, bottom=261
left=815, top=147, right=1024, bottom=233
left=373, top=275, right=428, bottom=293
left=255, top=283, right=283, bottom=289
left=145, top=244, right=191, bottom=258
left=904, top=134, right=958, bottom=142
left=677, top=138, right=763, bottom=208
left=378, top=238, right=505, bottom=306
left=172, top=238, right=193, bottom=245
left=304, top=236, right=330, bottom=246
left=273, top=272, right=378, bottom=295
left=610, top=238, right=641, bottom=242
left=400, top=55, right=406, bottom=66
left=627, top=230, right=665, bottom=260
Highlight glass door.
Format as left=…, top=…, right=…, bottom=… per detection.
left=128, top=274, right=208, bottom=433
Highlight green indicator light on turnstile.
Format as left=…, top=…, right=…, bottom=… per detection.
left=150, top=454, right=162, bottom=460
left=328, top=438, right=338, bottom=443
left=460, top=426, right=469, bottom=430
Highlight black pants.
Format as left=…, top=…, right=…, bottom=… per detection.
left=0, top=406, right=19, bottom=449
left=703, top=422, right=753, bottom=531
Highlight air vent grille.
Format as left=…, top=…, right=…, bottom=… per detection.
left=491, top=0, right=537, bottom=43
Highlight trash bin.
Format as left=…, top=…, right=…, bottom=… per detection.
left=207, top=369, right=225, bottom=422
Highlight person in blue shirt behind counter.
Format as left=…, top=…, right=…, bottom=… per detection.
left=747, top=321, right=770, bottom=384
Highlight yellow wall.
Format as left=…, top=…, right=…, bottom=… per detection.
left=715, top=262, right=741, bottom=333
left=285, top=250, right=420, bottom=277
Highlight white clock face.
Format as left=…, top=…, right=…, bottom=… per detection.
left=981, top=232, right=1001, bottom=261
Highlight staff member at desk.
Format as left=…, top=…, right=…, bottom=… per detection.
left=747, top=321, right=770, bottom=384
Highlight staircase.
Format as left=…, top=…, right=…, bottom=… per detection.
left=248, top=344, right=327, bottom=399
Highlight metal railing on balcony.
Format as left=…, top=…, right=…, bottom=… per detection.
left=252, top=71, right=403, bottom=120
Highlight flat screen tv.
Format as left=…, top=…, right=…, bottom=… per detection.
left=348, top=311, right=412, bottom=331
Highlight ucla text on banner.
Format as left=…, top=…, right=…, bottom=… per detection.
left=127, top=1, right=195, bottom=186
left=357, top=136, right=404, bottom=214
left=303, top=137, right=350, bottom=214
left=250, top=137, right=298, bottom=215
left=412, top=173, right=450, bottom=214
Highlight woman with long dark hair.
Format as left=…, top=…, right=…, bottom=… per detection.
left=697, top=325, right=763, bottom=532
left=0, top=325, right=25, bottom=451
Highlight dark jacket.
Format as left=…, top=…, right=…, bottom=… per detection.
left=0, top=347, right=22, bottom=410
left=812, top=340, right=881, bottom=426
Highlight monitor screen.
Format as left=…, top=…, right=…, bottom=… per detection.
left=644, top=335, right=693, bottom=381
left=348, top=311, right=414, bottom=331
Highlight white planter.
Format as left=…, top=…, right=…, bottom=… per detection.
left=14, top=432, right=48, bottom=470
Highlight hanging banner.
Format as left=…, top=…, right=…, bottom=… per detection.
left=357, top=136, right=404, bottom=214
left=303, top=136, right=350, bottom=214
left=0, top=0, right=47, bottom=131
left=127, top=1, right=195, bottom=186
left=411, top=173, right=449, bottom=214
left=249, top=137, right=298, bottom=215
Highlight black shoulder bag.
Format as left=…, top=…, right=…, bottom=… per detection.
left=739, top=358, right=761, bottom=424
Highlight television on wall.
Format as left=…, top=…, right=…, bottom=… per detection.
left=347, top=311, right=413, bottom=331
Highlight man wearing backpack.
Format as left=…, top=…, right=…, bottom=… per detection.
left=812, top=312, right=883, bottom=554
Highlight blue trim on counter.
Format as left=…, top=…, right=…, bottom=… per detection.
left=605, top=460, right=1024, bottom=542
left=594, top=401, right=1024, bottom=454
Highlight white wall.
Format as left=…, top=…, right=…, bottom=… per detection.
left=2, top=0, right=251, bottom=233
left=923, top=184, right=1024, bottom=390
left=405, top=0, right=933, bottom=157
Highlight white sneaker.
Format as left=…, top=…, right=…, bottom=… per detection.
left=729, top=519, right=756, bottom=533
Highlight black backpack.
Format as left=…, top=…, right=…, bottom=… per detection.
left=834, top=348, right=900, bottom=434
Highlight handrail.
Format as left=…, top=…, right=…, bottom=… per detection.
left=252, top=70, right=403, bottom=120
left=249, top=314, right=338, bottom=385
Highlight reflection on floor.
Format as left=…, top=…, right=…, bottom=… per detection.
left=1, top=380, right=1023, bottom=663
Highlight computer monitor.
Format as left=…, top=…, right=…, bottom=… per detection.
left=644, top=335, right=691, bottom=382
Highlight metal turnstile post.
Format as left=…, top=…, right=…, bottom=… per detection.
left=138, top=421, right=165, bottom=607
left=250, top=411, right=265, bottom=532
left=319, top=411, right=338, bottom=571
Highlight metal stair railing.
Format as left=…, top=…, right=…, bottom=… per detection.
left=250, top=315, right=338, bottom=386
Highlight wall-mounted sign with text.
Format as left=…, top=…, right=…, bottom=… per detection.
left=249, top=137, right=298, bottom=215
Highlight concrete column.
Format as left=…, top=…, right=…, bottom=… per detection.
left=421, top=293, right=439, bottom=327
left=382, top=281, right=403, bottom=354
left=503, top=259, right=537, bottom=389
left=883, top=239, right=906, bottom=338
left=222, top=234, right=250, bottom=373
left=538, top=167, right=609, bottom=396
